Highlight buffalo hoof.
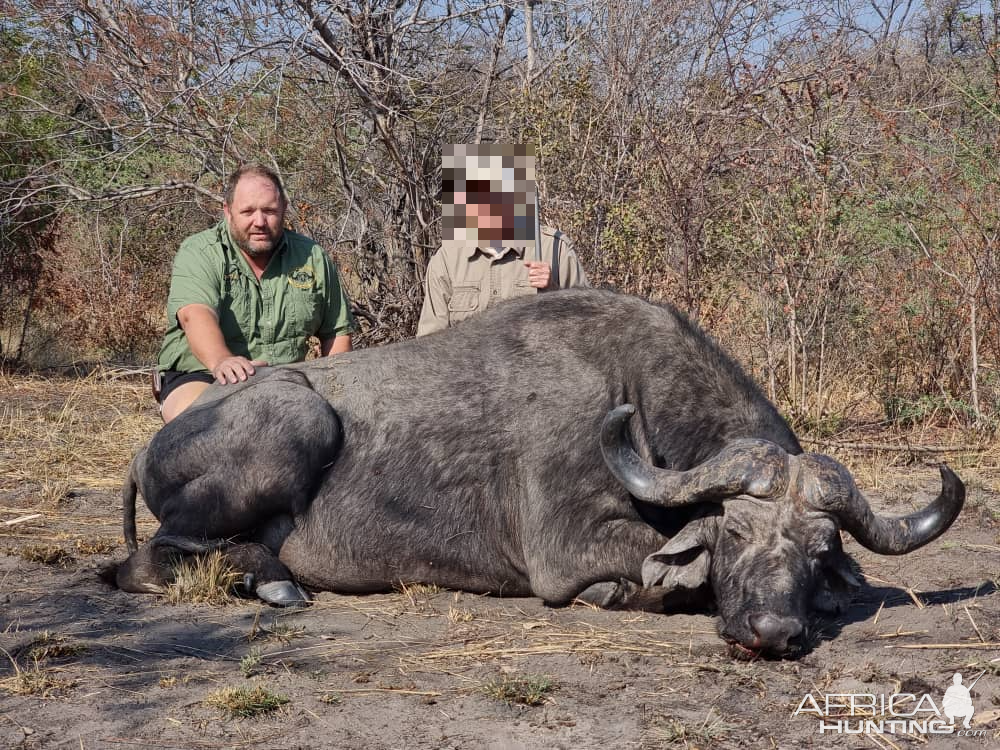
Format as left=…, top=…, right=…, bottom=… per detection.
left=256, top=580, right=311, bottom=608
left=575, top=581, right=628, bottom=608
left=233, top=573, right=256, bottom=598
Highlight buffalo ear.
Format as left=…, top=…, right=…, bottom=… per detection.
left=641, top=514, right=717, bottom=593
left=811, top=555, right=862, bottom=614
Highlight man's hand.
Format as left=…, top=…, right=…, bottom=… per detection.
left=524, top=261, right=551, bottom=289
left=211, top=356, right=269, bottom=384
left=176, top=304, right=268, bottom=385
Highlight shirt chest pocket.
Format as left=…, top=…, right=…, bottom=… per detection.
left=448, top=285, right=481, bottom=323
left=512, top=280, right=535, bottom=298
left=220, top=274, right=255, bottom=343
left=287, top=285, right=324, bottom=334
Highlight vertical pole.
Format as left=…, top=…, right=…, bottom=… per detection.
left=533, top=189, right=542, bottom=262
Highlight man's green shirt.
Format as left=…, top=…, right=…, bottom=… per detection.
left=158, top=221, right=355, bottom=374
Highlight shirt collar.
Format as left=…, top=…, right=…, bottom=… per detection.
left=465, top=243, right=527, bottom=260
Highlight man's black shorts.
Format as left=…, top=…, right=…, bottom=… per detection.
left=158, top=370, right=215, bottom=404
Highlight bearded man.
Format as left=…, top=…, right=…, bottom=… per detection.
left=155, top=164, right=354, bottom=422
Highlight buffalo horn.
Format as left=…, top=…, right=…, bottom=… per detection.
left=828, top=465, right=965, bottom=555
left=600, top=404, right=790, bottom=506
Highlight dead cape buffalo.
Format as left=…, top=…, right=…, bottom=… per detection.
left=115, top=289, right=964, bottom=657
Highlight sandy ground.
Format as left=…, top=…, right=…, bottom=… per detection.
left=1, top=373, right=999, bottom=749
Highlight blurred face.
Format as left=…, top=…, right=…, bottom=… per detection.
left=224, top=175, right=286, bottom=257
left=455, top=180, right=514, bottom=240
left=441, top=145, right=535, bottom=249
left=458, top=195, right=504, bottom=229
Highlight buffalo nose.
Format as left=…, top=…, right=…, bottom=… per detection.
left=749, top=613, right=803, bottom=652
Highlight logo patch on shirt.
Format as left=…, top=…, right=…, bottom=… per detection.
left=288, top=264, right=315, bottom=290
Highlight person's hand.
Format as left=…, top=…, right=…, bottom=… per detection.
left=211, top=356, right=268, bottom=384
left=525, top=261, right=551, bottom=289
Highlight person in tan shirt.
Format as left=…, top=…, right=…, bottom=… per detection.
left=416, top=144, right=589, bottom=337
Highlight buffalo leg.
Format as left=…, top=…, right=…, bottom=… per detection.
left=224, top=542, right=309, bottom=606
left=115, top=539, right=186, bottom=594
left=139, top=370, right=342, bottom=541
left=115, top=537, right=308, bottom=606
left=524, top=514, right=669, bottom=604
left=575, top=579, right=705, bottom=612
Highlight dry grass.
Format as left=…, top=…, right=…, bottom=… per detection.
left=0, top=660, right=76, bottom=698
left=478, top=673, right=555, bottom=706
left=447, top=606, right=475, bottom=624
left=395, top=581, right=441, bottom=611
left=0, top=631, right=86, bottom=699
left=248, top=612, right=307, bottom=643
left=204, top=684, right=290, bottom=718
left=287, top=608, right=691, bottom=676
left=644, top=709, right=736, bottom=748
left=0, top=369, right=158, bottom=499
left=0, top=371, right=159, bottom=564
left=798, top=415, right=998, bottom=494
left=3, top=538, right=118, bottom=562
left=396, top=619, right=685, bottom=670
left=157, top=674, right=196, bottom=689
left=18, top=544, right=74, bottom=566
left=165, top=550, right=242, bottom=605
left=25, top=632, right=87, bottom=661
left=36, top=479, right=71, bottom=505
left=0, top=646, right=77, bottom=699
left=74, top=537, right=117, bottom=555
left=240, top=647, right=264, bottom=678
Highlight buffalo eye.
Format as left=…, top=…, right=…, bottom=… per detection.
left=807, top=536, right=836, bottom=559
left=725, top=518, right=753, bottom=541
left=804, top=518, right=841, bottom=559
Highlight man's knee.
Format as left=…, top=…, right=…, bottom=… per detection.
left=161, top=381, right=212, bottom=423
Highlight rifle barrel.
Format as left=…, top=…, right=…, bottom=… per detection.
left=966, top=669, right=987, bottom=691
left=533, top=190, right=542, bottom=262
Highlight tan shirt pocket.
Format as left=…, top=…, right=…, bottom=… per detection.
left=511, top=279, right=536, bottom=298
left=448, top=284, right=481, bottom=324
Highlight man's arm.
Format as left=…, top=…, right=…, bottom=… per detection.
left=556, top=233, right=589, bottom=288
left=416, top=250, right=452, bottom=336
left=320, top=334, right=352, bottom=355
left=177, top=303, right=266, bottom=383
left=530, top=229, right=588, bottom=291
left=314, top=252, right=356, bottom=353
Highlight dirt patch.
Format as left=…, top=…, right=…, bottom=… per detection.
left=1, top=373, right=999, bottom=748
